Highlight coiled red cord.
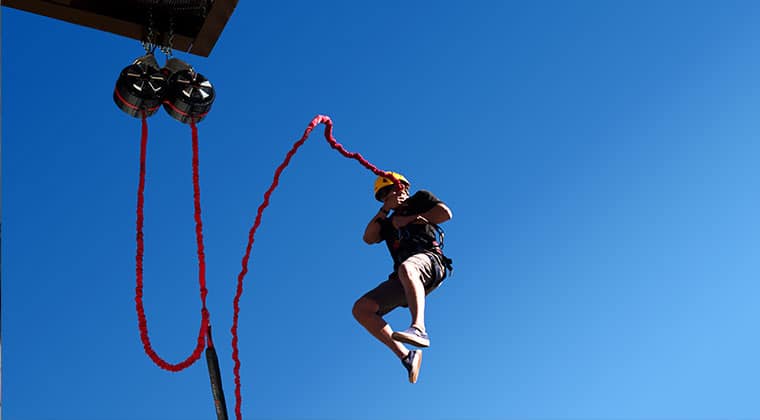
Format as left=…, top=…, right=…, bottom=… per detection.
left=135, top=113, right=210, bottom=371
left=135, top=113, right=400, bottom=418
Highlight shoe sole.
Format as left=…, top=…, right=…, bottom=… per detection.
left=392, top=331, right=430, bottom=348
left=409, top=351, right=422, bottom=384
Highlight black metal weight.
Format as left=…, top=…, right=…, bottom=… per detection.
left=162, top=58, right=215, bottom=124
left=113, top=53, right=168, bottom=118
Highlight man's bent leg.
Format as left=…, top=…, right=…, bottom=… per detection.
left=352, top=297, right=408, bottom=359
left=396, top=261, right=427, bottom=332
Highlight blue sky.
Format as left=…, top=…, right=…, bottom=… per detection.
left=3, top=1, right=760, bottom=419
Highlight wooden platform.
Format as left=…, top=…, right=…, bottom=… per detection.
left=2, top=0, right=238, bottom=57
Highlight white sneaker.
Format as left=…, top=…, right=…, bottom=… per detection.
left=392, top=326, right=430, bottom=348
left=401, top=350, right=423, bottom=383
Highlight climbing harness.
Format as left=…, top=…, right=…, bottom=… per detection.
left=428, top=222, right=454, bottom=276
left=395, top=219, right=453, bottom=276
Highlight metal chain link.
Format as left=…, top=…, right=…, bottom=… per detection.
left=141, top=5, right=156, bottom=54
left=159, top=15, right=175, bottom=58
left=141, top=0, right=209, bottom=56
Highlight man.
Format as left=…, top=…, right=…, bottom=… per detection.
left=353, top=172, right=453, bottom=384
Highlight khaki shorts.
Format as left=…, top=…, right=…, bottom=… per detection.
left=362, top=252, right=446, bottom=316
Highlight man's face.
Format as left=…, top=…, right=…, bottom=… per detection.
left=380, top=185, right=409, bottom=208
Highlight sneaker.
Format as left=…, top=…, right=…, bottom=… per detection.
left=401, top=350, right=423, bottom=383
left=392, top=326, right=430, bottom=348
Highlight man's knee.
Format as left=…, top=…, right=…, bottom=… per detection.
left=397, top=261, right=421, bottom=283
left=352, top=297, right=379, bottom=322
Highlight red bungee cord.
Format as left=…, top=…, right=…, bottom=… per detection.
left=229, top=115, right=401, bottom=419
left=135, top=112, right=210, bottom=371
left=134, top=113, right=401, bottom=419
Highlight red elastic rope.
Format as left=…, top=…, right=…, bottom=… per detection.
left=230, top=115, right=399, bottom=419
left=135, top=113, right=211, bottom=372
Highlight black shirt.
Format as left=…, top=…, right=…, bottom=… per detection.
left=378, top=190, right=443, bottom=268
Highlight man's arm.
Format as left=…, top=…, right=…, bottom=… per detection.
left=422, top=202, right=453, bottom=224
left=393, top=202, right=452, bottom=229
left=363, top=207, right=390, bottom=244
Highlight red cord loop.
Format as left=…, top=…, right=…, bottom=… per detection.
left=135, top=113, right=211, bottom=372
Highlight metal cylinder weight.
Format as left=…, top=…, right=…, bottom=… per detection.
left=113, top=54, right=168, bottom=118
left=161, top=58, right=215, bottom=124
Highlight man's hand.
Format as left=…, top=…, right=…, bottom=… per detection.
left=382, top=188, right=407, bottom=210
left=392, top=214, right=426, bottom=229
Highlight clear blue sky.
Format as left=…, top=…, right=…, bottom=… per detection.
left=3, top=1, right=760, bottom=419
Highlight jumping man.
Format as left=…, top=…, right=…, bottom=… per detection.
left=353, top=172, right=453, bottom=383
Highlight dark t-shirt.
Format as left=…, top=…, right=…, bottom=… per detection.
left=378, top=190, right=443, bottom=268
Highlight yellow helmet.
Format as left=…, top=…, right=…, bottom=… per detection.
left=374, top=172, right=410, bottom=201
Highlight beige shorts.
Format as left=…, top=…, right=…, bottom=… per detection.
left=361, top=252, right=446, bottom=316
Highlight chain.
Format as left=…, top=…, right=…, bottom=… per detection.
left=141, top=5, right=156, bottom=54
left=159, top=14, right=175, bottom=58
